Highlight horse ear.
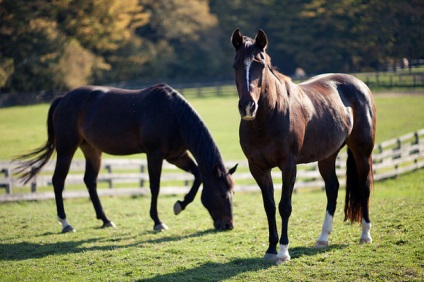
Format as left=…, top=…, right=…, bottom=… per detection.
left=213, top=164, right=223, bottom=178
left=255, top=29, right=268, bottom=50
left=231, top=28, right=244, bottom=50
left=228, top=164, right=238, bottom=175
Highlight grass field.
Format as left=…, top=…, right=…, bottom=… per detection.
left=0, top=169, right=423, bottom=281
left=0, top=91, right=424, bottom=161
left=0, top=89, right=423, bottom=280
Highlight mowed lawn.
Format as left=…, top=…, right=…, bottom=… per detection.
left=0, top=90, right=423, bottom=280
left=0, top=169, right=423, bottom=281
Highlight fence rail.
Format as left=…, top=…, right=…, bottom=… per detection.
left=1, top=71, right=423, bottom=107
left=1, top=129, right=423, bottom=201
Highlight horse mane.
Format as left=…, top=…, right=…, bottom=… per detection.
left=164, top=86, right=225, bottom=173
left=262, top=54, right=293, bottom=110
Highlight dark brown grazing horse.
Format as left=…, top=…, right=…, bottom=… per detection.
left=15, top=83, right=237, bottom=233
left=231, top=29, right=376, bottom=263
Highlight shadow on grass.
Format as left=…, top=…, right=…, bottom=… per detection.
left=135, top=244, right=348, bottom=281
left=290, top=244, right=347, bottom=259
left=136, top=257, right=275, bottom=282
left=0, top=228, right=220, bottom=261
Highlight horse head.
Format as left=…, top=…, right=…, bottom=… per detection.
left=201, top=164, right=237, bottom=230
left=231, top=29, right=269, bottom=120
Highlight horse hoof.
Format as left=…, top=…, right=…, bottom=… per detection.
left=276, top=256, right=291, bottom=264
left=314, top=240, right=328, bottom=248
left=154, top=223, right=169, bottom=231
left=102, top=221, right=116, bottom=228
left=263, top=253, right=278, bottom=262
left=173, top=201, right=183, bottom=215
left=360, top=238, right=372, bottom=244
left=62, top=225, right=75, bottom=233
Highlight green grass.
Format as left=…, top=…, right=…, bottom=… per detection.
left=0, top=169, right=423, bottom=281
left=0, top=91, right=424, bottom=161
left=0, top=89, right=423, bottom=280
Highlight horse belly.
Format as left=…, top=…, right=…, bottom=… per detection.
left=81, top=113, right=146, bottom=156
left=297, top=123, right=349, bottom=164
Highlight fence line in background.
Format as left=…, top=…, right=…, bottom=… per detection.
left=1, top=71, right=423, bottom=107
left=1, top=129, right=423, bottom=202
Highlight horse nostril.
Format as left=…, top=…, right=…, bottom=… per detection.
left=249, top=101, right=257, bottom=113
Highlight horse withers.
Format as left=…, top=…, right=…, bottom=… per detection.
left=231, top=29, right=376, bottom=263
left=15, top=83, right=237, bottom=233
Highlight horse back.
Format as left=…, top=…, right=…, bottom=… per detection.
left=294, top=74, right=375, bottom=163
left=52, top=84, right=183, bottom=156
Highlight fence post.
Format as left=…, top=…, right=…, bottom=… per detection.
left=31, top=181, right=37, bottom=193
left=394, top=138, right=401, bottom=159
left=105, top=164, right=113, bottom=188
left=31, top=167, right=37, bottom=192
left=0, top=168, right=11, bottom=194
left=140, top=165, right=145, bottom=188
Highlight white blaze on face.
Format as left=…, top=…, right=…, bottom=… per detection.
left=244, top=57, right=253, bottom=92
left=243, top=56, right=254, bottom=118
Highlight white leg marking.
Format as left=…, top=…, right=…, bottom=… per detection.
left=276, top=244, right=290, bottom=264
left=315, top=211, right=333, bottom=248
left=360, top=219, right=372, bottom=244
left=57, top=216, right=71, bottom=228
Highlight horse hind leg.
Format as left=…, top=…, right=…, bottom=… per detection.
left=167, top=153, right=201, bottom=215
left=80, top=143, right=115, bottom=228
left=53, top=147, right=78, bottom=233
left=315, top=152, right=340, bottom=248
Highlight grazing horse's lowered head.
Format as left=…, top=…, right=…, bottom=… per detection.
left=201, top=164, right=238, bottom=230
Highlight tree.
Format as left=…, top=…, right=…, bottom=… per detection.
left=0, top=0, right=148, bottom=92
left=136, top=0, right=222, bottom=82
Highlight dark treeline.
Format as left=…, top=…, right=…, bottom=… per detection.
left=1, top=0, right=423, bottom=93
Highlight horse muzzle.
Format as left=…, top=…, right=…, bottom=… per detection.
left=214, top=216, right=234, bottom=231
left=238, top=100, right=258, bottom=120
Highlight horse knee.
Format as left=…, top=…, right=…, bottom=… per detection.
left=278, top=201, right=292, bottom=218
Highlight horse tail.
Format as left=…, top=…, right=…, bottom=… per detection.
left=14, top=97, right=63, bottom=184
left=344, top=147, right=364, bottom=224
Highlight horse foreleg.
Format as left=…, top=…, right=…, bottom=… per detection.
left=52, top=154, right=75, bottom=233
left=315, top=154, right=340, bottom=248
left=249, top=163, right=278, bottom=261
left=277, top=160, right=297, bottom=263
left=147, top=153, right=168, bottom=231
left=167, top=154, right=201, bottom=215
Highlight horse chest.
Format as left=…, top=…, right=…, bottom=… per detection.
left=240, top=124, right=290, bottom=167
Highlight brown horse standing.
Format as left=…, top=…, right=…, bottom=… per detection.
left=231, top=29, right=376, bottom=263
left=15, top=83, right=237, bottom=233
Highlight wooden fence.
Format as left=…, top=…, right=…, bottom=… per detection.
left=1, top=129, right=423, bottom=201
left=2, top=71, right=423, bottom=107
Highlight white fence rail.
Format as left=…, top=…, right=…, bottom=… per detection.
left=1, top=129, right=423, bottom=201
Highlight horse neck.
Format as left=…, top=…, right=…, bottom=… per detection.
left=175, top=98, right=224, bottom=175
left=260, top=66, right=292, bottom=115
